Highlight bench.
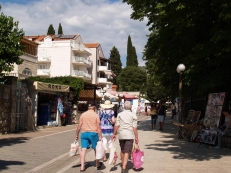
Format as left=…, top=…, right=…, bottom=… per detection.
left=173, top=110, right=201, bottom=139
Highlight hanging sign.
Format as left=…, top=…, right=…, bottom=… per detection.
left=33, top=81, right=70, bottom=92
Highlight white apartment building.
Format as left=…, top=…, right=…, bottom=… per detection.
left=84, top=43, right=114, bottom=89
left=24, top=34, right=92, bottom=81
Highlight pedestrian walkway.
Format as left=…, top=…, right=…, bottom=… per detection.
left=81, top=111, right=231, bottom=173
left=1, top=112, right=231, bottom=173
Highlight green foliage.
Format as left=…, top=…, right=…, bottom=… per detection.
left=109, top=46, right=122, bottom=85
left=47, top=24, right=55, bottom=35
left=0, top=5, right=24, bottom=75
left=123, top=0, right=231, bottom=99
left=126, top=35, right=138, bottom=67
left=132, top=46, right=138, bottom=66
left=58, top=23, right=63, bottom=35
left=22, top=76, right=84, bottom=103
left=117, top=66, right=147, bottom=91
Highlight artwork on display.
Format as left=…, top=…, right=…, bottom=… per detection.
left=203, top=92, right=225, bottom=144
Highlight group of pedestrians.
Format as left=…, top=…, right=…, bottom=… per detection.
left=75, top=100, right=138, bottom=173
left=149, top=100, right=167, bottom=131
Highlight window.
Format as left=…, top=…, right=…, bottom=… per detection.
left=39, top=64, right=47, bottom=69
left=22, top=68, right=32, bottom=76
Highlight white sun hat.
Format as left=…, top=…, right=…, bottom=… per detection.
left=100, top=100, right=114, bottom=109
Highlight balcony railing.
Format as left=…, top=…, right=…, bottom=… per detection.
left=98, top=77, right=109, bottom=83
left=37, top=57, right=51, bottom=62
left=72, top=44, right=92, bottom=54
left=72, top=56, right=92, bottom=66
left=37, top=69, right=50, bottom=76
left=72, top=70, right=91, bottom=79
left=98, top=65, right=108, bottom=71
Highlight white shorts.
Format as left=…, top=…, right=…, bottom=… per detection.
left=158, top=115, right=165, bottom=122
left=102, top=136, right=113, bottom=150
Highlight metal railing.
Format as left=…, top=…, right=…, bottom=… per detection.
left=72, top=56, right=92, bottom=66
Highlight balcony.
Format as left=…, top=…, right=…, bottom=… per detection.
left=37, top=69, right=50, bottom=76
left=98, top=77, right=112, bottom=84
left=72, top=70, right=91, bottom=81
left=72, top=44, right=92, bottom=54
left=37, top=57, right=51, bottom=63
left=98, top=65, right=108, bottom=71
left=72, top=56, right=92, bottom=67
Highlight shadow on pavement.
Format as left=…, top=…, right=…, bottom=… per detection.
left=0, top=160, right=25, bottom=171
left=0, top=137, right=30, bottom=148
left=138, top=116, right=231, bottom=161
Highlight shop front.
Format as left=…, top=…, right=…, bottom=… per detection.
left=33, top=81, right=71, bottom=127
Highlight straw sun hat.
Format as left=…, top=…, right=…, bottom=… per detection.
left=100, top=100, right=114, bottom=109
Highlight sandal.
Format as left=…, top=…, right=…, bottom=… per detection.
left=97, top=162, right=103, bottom=170
left=103, top=159, right=107, bottom=162
left=80, top=169, right=85, bottom=172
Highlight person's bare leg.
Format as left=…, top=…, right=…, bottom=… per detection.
left=103, top=150, right=107, bottom=161
left=121, top=151, right=124, bottom=163
left=94, top=149, right=100, bottom=167
left=80, top=148, right=87, bottom=170
left=122, top=153, right=129, bottom=169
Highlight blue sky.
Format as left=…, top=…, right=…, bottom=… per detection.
left=0, top=0, right=149, bottom=67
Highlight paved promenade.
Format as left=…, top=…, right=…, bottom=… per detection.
left=1, top=111, right=231, bottom=173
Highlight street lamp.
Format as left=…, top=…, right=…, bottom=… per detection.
left=176, top=63, right=186, bottom=123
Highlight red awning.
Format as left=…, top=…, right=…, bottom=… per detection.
left=107, top=90, right=136, bottom=99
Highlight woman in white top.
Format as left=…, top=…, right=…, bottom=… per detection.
left=214, top=109, right=231, bottom=148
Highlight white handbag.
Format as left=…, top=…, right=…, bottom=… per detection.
left=108, top=141, right=118, bottom=165
left=69, top=140, right=80, bottom=157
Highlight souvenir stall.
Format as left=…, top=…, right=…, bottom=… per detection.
left=33, top=81, right=71, bottom=127
left=200, top=92, right=226, bottom=145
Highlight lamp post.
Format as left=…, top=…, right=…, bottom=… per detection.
left=176, top=64, right=186, bottom=123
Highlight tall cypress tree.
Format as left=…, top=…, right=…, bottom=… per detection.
left=126, top=35, right=134, bottom=67
left=47, top=24, right=55, bottom=35
left=126, top=35, right=138, bottom=67
left=132, top=46, right=138, bottom=66
left=109, top=46, right=122, bottom=85
left=58, top=23, right=63, bottom=34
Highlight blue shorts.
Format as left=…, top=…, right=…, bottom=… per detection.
left=81, top=132, right=99, bottom=149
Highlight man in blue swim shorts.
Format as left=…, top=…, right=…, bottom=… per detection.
left=76, top=103, right=103, bottom=172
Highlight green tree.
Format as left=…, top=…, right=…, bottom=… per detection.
left=0, top=5, right=24, bottom=75
left=117, top=66, right=147, bottom=91
left=126, top=35, right=138, bottom=67
left=123, top=0, right=231, bottom=98
left=47, top=24, right=55, bottom=35
left=58, top=23, right=63, bottom=35
left=109, top=46, right=122, bottom=85
left=132, top=46, right=138, bottom=66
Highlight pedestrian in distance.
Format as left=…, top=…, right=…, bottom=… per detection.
left=75, top=103, right=103, bottom=172
left=112, top=101, right=139, bottom=173
left=99, top=100, right=116, bottom=162
left=171, top=103, right=177, bottom=119
left=150, top=103, right=158, bottom=130
left=157, top=100, right=166, bottom=131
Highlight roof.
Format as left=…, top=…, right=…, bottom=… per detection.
left=21, top=38, right=39, bottom=46
left=24, top=34, right=79, bottom=42
left=78, top=90, right=101, bottom=101
left=84, top=43, right=100, bottom=48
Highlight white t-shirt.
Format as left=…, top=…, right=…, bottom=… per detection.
left=115, top=110, right=137, bottom=139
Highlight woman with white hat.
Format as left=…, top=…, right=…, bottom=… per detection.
left=99, top=100, right=116, bottom=161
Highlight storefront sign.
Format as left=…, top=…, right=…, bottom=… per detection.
left=33, top=81, right=70, bottom=92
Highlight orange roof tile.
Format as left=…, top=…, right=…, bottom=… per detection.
left=84, top=43, right=100, bottom=48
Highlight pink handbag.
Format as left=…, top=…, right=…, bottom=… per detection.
left=132, top=146, right=144, bottom=169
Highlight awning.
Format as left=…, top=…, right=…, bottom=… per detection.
left=78, top=90, right=101, bottom=101
left=33, top=81, right=70, bottom=92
